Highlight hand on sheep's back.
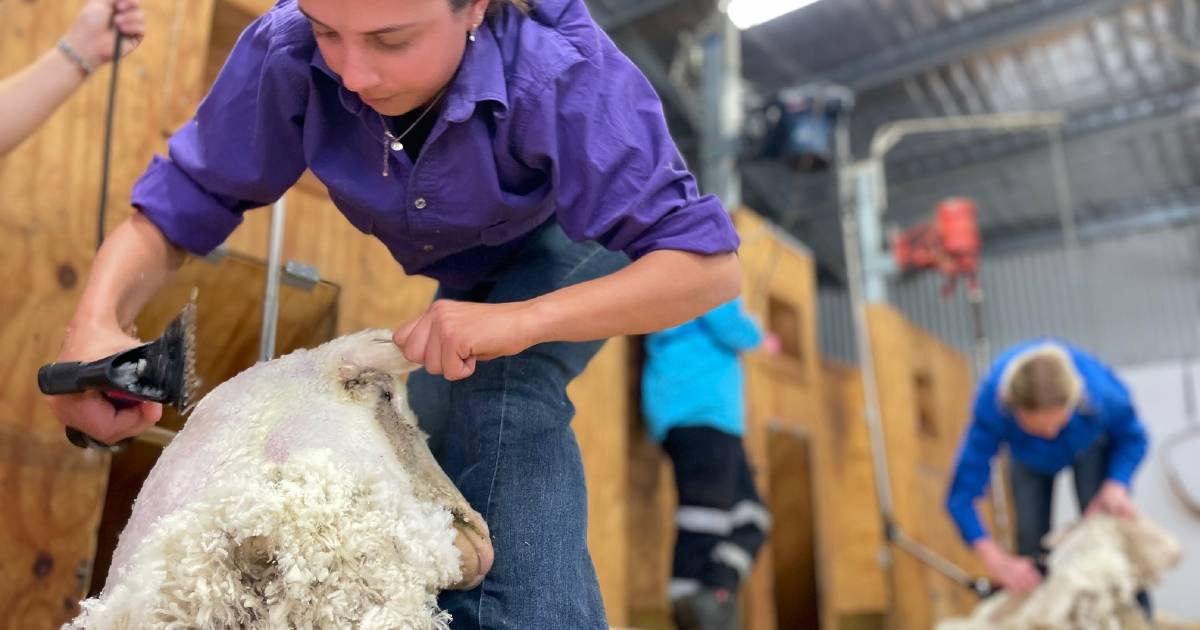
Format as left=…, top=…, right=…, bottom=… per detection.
left=1085, top=480, right=1137, bottom=519
left=66, top=330, right=494, bottom=630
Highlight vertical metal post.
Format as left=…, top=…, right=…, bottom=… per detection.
left=260, top=198, right=286, bottom=362
left=700, top=12, right=742, bottom=209
left=836, top=120, right=897, bottom=528
left=857, top=160, right=892, bottom=303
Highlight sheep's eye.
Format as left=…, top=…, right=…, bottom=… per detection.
left=381, top=389, right=393, bottom=402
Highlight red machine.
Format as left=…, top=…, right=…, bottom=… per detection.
left=891, top=197, right=982, bottom=296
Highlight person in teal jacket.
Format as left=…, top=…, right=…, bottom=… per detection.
left=642, top=298, right=773, bottom=630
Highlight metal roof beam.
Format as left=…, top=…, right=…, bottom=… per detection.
left=891, top=86, right=1198, bottom=181
left=592, top=0, right=689, bottom=32
left=825, top=0, right=1144, bottom=92
left=983, top=192, right=1200, bottom=253
left=585, top=0, right=702, bottom=132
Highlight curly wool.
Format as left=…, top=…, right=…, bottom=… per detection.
left=937, top=514, right=1182, bottom=630
left=67, top=449, right=460, bottom=630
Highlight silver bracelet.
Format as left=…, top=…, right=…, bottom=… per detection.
left=56, top=38, right=94, bottom=76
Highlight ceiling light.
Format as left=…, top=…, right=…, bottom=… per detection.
left=726, top=0, right=826, bottom=30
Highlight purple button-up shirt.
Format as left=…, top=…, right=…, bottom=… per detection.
left=131, top=0, right=739, bottom=289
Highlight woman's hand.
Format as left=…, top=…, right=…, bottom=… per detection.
left=44, top=320, right=163, bottom=445
left=1085, top=480, right=1137, bottom=519
left=63, top=0, right=145, bottom=69
left=393, top=300, right=544, bottom=381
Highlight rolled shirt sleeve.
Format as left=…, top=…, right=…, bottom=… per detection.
left=513, top=33, right=740, bottom=260
left=131, top=8, right=309, bottom=255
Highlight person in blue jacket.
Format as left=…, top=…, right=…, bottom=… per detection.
left=946, top=339, right=1149, bottom=598
left=642, top=297, right=773, bottom=630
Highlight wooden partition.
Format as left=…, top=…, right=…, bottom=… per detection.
left=0, top=1, right=215, bottom=625
left=816, top=361, right=890, bottom=628
left=865, top=304, right=996, bottom=629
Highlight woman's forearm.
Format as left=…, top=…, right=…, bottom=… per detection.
left=73, top=213, right=187, bottom=332
left=0, top=47, right=88, bottom=156
left=528, top=249, right=741, bottom=344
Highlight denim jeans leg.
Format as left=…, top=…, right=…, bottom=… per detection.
left=417, top=220, right=629, bottom=629
left=1009, top=457, right=1056, bottom=557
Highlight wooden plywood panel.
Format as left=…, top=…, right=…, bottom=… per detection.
left=768, top=428, right=819, bottom=630
left=732, top=207, right=822, bottom=630
left=821, top=362, right=889, bottom=619
left=866, top=305, right=934, bottom=630
left=570, top=337, right=631, bottom=627
left=739, top=356, right=777, bottom=630
left=0, top=0, right=215, bottom=626
left=625, top=429, right=676, bottom=627
left=864, top=304, right=995, bottom=628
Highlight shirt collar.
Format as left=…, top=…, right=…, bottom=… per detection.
left=309, top=21, right=509, bottom=122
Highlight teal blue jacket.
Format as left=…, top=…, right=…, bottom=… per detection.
left=641, top=299, right=763, bottom=441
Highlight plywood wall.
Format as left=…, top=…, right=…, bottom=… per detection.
left=866, top=304, right=994, bottom=629
left=0, top=0, right=214, bottom=625
left=819, top=361, right=890, bottom=626
left=735, top=209, right=824, bottom=630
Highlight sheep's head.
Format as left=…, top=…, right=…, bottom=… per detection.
left=328, top=331, right=495, bottom=591
left=71, top=330, right=494, bottom=630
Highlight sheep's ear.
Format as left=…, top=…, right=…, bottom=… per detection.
left=338, top=331, right=421, bottom=376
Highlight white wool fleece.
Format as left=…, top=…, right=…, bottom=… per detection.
left=69, top=451, right=459, bottom=629
left=66, top=331, right=465, bottom=630
left=937, top=514, right=1182, bottom=630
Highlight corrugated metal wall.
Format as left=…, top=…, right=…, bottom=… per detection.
left=819, top=223, right=1200, bottom=368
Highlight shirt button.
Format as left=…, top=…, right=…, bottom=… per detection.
left=414, top=198, right=427, bottom=210
left=423, top=244, right=434, bottom=252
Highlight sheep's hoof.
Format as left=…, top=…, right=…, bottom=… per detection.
left=448, top=512, right=494, bottom=591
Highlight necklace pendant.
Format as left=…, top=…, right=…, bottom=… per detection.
left=390, top=139, right=404, bottom=152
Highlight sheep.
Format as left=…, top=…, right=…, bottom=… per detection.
left=67, top=330, right=494, bottom=630
left=937, top=514, right=1182, bottom=630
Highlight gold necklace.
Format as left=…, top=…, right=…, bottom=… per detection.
left=379, top=87, right=447, bottom=177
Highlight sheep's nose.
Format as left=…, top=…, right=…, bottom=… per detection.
left=447, top=505, right=493, bottom=591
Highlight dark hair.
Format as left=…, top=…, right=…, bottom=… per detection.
left=1001, top=346, right=1082, bottom=411
left=450, top=0, right=531, bottom=12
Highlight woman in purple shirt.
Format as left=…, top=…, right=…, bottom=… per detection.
left=46, top=0, right=742, bottom=627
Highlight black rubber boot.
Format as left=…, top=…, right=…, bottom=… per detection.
left=671, top=587, right=738, bottom=630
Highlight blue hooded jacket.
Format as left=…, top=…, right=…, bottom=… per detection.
left=641, top=298, right=763, bottom=441
left=946, top=339, right=1149, bottom=544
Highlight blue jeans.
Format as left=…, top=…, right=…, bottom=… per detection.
left=1010, top=435, right=1152, bottom=616
left=408, top=219, right=629, bottom=630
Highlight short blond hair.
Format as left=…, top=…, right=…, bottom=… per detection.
left=999, top=343, right=1083, bottom=411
